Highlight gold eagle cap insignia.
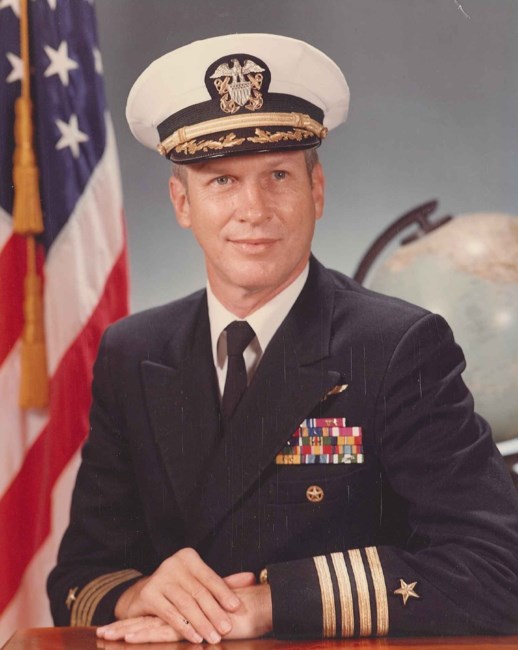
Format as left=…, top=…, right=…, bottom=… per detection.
left=210, top=58, right=265, bottom=114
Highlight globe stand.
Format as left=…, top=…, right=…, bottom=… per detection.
left=353, top=200, right=452, bottom=285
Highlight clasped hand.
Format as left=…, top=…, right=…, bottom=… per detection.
left=96, top=547, right=272, bottom=644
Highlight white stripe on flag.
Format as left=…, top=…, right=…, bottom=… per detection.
left=45, top=114, right=124, bottom=373
left=0, top=451, right=81, bottom=647
left=0, top=342, right=49, bottom=496
left=0, top=207, right=13, bottom=254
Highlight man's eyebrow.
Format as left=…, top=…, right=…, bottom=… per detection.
left=264, top=156, right=301, bottom=168
left=191, top=154, right=299, bottom=176
left=192, top=163, right=231, bottom=175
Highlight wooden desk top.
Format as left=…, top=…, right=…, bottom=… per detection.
left=4, top=628, right=518, bottom=650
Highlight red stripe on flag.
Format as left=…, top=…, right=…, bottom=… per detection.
left=0, top=235, right=25, bottom=366
left=0, top=235, right=45, bottom=366
left=0, top=246, right=128, bottom=615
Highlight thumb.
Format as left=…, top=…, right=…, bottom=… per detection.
left=223, top=572, right=257, bottom=588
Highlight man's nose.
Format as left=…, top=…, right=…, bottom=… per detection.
left=238, top=181, right=271, bottom=224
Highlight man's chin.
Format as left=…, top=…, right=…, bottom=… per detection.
left=226, top=264, right=281, bottom=292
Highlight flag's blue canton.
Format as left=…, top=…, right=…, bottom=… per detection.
left=0, top=0, right=107, bottom=251
left=0, top=6, right=20, bottom=217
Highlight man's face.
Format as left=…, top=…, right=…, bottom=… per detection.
left=169, top=150, right=325, bottom=304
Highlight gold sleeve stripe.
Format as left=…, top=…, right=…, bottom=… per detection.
left=79, top=572, right=141, bottom=627
left=313, top=555, right=337, bottom=637
left=365, top=547, right=389, bottom=636
left=348, top=549, right=372, bottom=637
left=330, top=552, right=354, bottom=637
left=71, top=569, right=142, bottom=626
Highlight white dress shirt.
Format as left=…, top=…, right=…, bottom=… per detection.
left=207, top=264, right=309, bottom=398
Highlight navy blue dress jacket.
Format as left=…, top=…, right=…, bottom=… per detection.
left=47, top=257, right=518, bottom=638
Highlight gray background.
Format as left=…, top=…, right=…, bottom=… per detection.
left=95, top=0, right=518, bottom=313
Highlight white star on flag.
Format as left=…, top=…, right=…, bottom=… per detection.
left=93, top=47, right=103, bottom=75
left=44, top=41, right=79, bottom=86
left=6, top=52, right=23, bottom=83
left=47, top=0, right=57, bottom=9
left=0, top=0, right=20, bottom=18
left=55, top=114, right=89, bottom=158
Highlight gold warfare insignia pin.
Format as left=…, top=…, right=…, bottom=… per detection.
left=322, top=383, right=348, bottom=401
left=393, top=579, right=420, bottom=605
left=209, top=55, right=266, bottom=114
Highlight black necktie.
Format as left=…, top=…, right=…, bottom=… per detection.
left=221, top=320, right=255, bottom=419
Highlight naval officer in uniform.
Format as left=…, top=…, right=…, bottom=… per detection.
left=48, top=33, right=518, bottom=643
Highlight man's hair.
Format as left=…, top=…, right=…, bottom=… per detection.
left=303, top=147, right=319, bottom=175
left=171, top=161, right=187, bottom=185
left=171, top=148, right=320, bottom=187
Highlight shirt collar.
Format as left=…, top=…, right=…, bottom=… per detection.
left=207, top=264, right=309, bottom=369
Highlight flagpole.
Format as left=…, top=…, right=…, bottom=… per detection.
left=12, top=0, right=49, bottom=408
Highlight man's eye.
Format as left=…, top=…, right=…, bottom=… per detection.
left=214, top=176, right=230, bottom=185
left=273, top=170, right=287, bottom=180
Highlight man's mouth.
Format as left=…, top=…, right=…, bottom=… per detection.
left=228, top=238, right=279, bottom=252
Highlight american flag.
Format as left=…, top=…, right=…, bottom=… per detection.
left=0, top=0, right=128, bottom=642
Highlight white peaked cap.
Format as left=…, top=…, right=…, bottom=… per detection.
left=126, top=33, right=350, bottom=163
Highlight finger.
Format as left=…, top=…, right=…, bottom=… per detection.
left=97, top=616, right=160, bottom=640
left=116, top=582, right=202, bottom=645
left=192, top=564, right=241, bottom=611
left=151, top=594, right=206, bottom=644
left=103, top=616, right=165, bottom=640
left=223, top=572, right=257, bottom=589
left=96, top=640, right=130, bottom=650
left=162, top=548, right=241, bottom=613
left=189, top=582, right=234, bottom=637
left=166, top=587, right=225, bottom=644
left=125, top=624, right=183, bottom=644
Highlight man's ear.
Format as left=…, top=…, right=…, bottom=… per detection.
left=311, top=162, right=325, bottom=221
left=169, top=174, right=191, bottom=229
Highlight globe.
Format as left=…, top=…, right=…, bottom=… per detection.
left=367, top=213, right=518, bottom=443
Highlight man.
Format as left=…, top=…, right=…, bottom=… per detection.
left=48, top=34, right=518, bottom=643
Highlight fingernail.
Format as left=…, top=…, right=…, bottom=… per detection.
left=228, top=596, right=240, bottom=609
left=208, top=632, right=221, bottom=644
left=220, top=620, right=231, bottom=634
left=125, top=634, right=135, bottom=641
left=194, top=634, right=204, bottom=644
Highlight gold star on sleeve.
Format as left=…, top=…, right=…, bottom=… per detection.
left=393, top=579, right=420, bottom=606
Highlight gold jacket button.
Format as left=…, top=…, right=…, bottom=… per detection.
left=306, top=485, right=324, bottom=502
left=259, top=568, right=268, bottom=584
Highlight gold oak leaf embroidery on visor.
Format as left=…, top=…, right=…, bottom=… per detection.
left=246, top=127, right=314, bottom=144
left=175, top=133, right=245, bottom=155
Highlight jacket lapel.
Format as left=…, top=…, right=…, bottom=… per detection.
left=185, top=259, right=342, bottom=547
left=141, top=294, right=221, bottom=520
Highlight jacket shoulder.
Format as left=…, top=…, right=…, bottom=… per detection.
left=327, top=266, right=430, bottom=333
left=101, top=288, right=205, bottom=353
